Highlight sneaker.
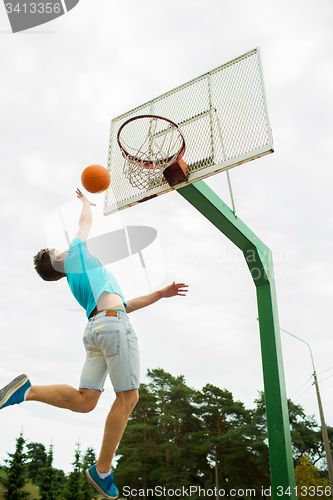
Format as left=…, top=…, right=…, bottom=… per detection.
left=0, top=374, right=31, bottom=409
left=85, top=465, right=119, bottom=500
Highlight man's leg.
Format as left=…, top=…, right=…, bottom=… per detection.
left=27, top=385, right=101, bottom=413
left=96, top=388, right=139, bottom=473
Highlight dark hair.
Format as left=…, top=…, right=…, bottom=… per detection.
left=33, top=249, right=65, bottom=282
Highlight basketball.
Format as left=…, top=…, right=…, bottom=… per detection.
left=81, top=165, right=111, bottom=194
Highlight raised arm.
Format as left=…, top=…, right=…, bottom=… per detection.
left=126, top=282, right=188, bottom=314
left=76, top=188, right=96, bottom=242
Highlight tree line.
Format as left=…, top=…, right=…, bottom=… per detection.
left=0, top=435, right=96, bottom=500
left=1, top=368, right=332, bottom=499
left=114, top=368, right=332, bottom=498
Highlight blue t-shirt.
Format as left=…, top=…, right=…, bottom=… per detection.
left=64, top=236, right=127, bottom=319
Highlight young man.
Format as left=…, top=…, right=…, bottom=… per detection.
left=0, top=188, right=188, bottom=499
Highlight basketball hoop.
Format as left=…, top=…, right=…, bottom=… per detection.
left=117, top=115, right=188, bottom=189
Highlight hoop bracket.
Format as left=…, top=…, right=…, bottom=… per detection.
left=164, top=158, right=188, bottom=187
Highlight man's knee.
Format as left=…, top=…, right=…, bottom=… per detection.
left=117, top=389, right=139, bottom=413
left=81, top=400, right=98, bottom=413
left=126, top=389, right=139, bottom=411
left=131, top=389, right=139, bottom=408
left=79, top=389, right=100, bottom=413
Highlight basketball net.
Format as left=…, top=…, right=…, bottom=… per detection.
left=118, top=116, right=186, bottom=190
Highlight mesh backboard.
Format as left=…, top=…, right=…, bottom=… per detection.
left=104, top=47, right=273, bottom=215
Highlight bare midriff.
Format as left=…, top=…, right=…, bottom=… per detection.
left=92, top=291, right=126, bottom=316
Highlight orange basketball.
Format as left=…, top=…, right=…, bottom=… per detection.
left=81, top=165, right=111, bottom=194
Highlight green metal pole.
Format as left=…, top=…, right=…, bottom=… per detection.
left=178, top=180, right=296, bottom=499
left=256, top=278, right=296, bottom=493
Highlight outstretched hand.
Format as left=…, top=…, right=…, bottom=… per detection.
left=162, top=281, right=189, bottom=298
left=76, top=188, right=96, bottom=206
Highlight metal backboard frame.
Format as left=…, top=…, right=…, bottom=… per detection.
left=104, top=47, right=273, bottom=216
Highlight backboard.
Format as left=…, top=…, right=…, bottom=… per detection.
left=104, top=47, right=273, bottom=216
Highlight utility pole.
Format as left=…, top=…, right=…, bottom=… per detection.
left=281, top=329, right=333, bottom=498
left=313, top=370, right=333, bottom=498
left=215, top=446, right=219, bottom=500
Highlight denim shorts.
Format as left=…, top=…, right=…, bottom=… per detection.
left=79, top=310, right=140, bottom=393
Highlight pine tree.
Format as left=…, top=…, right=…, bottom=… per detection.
left=116, top=369, right=204, bottom=492
left=288, top=399, right=322, bottom=463
left=0, top=433, right=29, bottom=500
left=147, top=368, right=202, bottom=488
left=196, top=384, right=265, bottom=491
left=53, top=469, right=66, bottom=497
left=64, top=443, right=84, bottom=500
left=37, top=444, right=58, bottom=500
left=26, top=442, right=48, bottom=484
left=253, top=392, right=323, bottom=464
left=81, top=447, right=96, bottom=500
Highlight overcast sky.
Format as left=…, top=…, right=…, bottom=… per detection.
left=1, top=0, right=333, bottom=475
